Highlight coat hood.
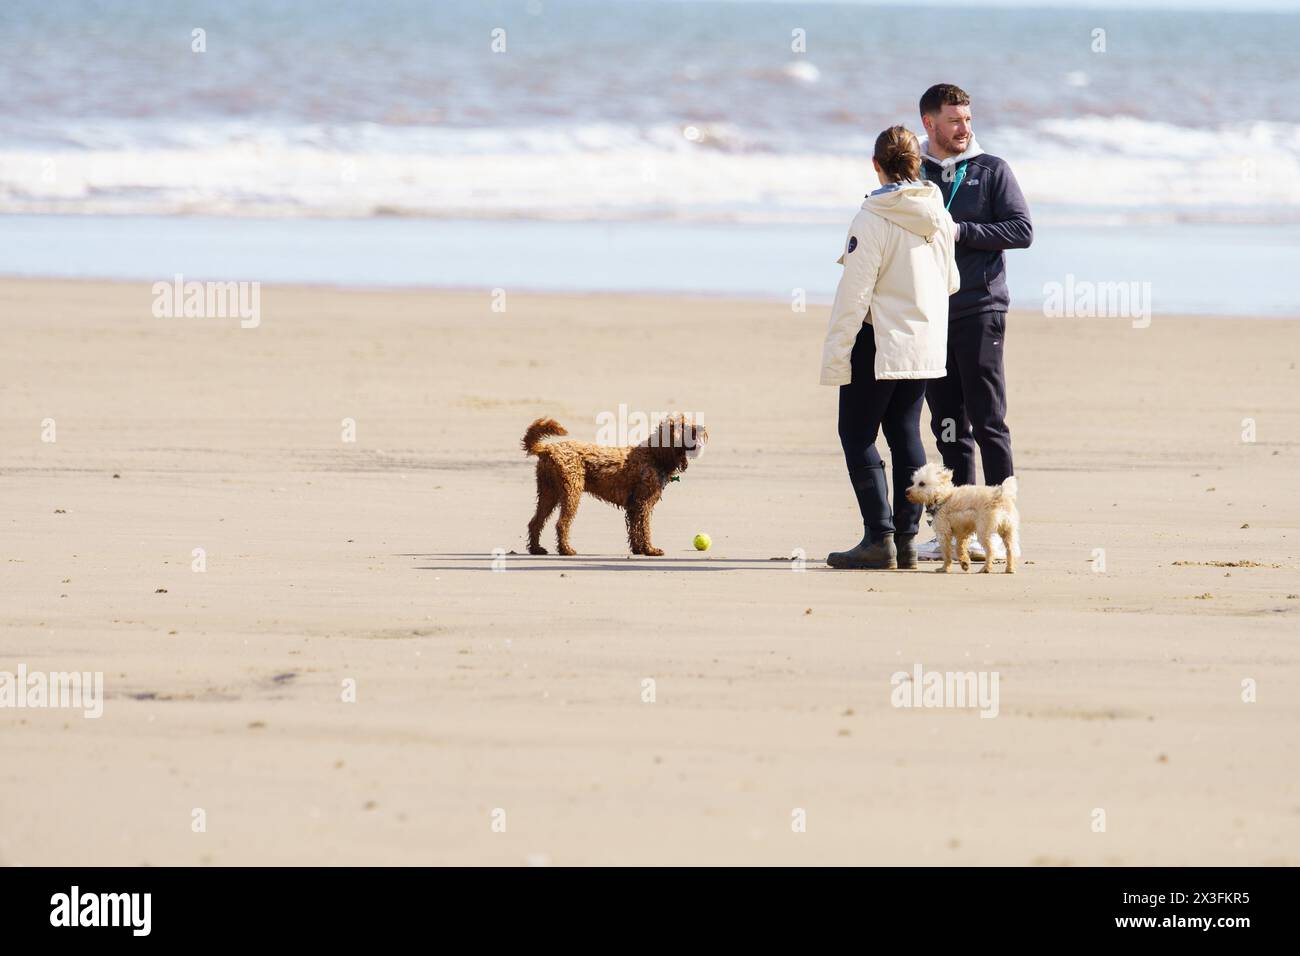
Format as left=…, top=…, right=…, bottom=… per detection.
left=919, top=135, right=985, bottom=168
left=863, top=180, right=948, bottom=241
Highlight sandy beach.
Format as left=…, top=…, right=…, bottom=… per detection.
left=2, top=278, right=1298, bottom=866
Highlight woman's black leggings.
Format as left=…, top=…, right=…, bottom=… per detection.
left=837, top=324, right=927, bottom=537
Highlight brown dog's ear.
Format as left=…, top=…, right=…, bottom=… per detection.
left=670, top=416, right=691, bottom=470
left=654, top=415, right=676, bottom=449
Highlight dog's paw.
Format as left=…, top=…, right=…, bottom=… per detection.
left=558, top=546, right=576, bottom=556
left=936, top=566, right=949, bottom=574
left=528, top=544, right=548, bottom=555
left=1005, top=567, right=1016, bottom=574
left=643, top=547, right=664, bottom=557
left=960, top=561, right=970, bottom=572
left=980, top=565, right=992, bottom=574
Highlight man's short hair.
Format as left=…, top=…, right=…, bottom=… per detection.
left=920, top=84, right=971, bottom=116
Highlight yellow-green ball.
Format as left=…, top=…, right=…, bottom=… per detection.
left=693, top=533, right=711, bottom=551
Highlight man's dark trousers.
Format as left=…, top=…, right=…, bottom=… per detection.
left=925, top=309, right=1013, bottom=486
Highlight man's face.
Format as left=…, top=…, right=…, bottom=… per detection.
left=924, top=103, right=972, bottom=157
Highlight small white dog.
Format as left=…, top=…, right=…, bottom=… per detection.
left=905, top=463, right=1019, bottom=574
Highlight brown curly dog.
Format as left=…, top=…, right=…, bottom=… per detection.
left=523, top=415, right=708, bottom=556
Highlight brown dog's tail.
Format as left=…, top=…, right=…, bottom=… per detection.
left=522, top=418, right=567, bottom=456
left=994, top=476, right=1018, bottom=502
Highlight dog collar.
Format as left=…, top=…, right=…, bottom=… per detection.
left=668, top=475, right=680, bottom=482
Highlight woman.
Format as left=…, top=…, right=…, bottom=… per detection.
left=819, top=125, right=959, bottom=569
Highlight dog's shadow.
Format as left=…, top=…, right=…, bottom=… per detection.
left=404, top=553, right=819, bottom=572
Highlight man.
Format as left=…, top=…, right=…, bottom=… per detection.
left=915, top=83, right=1032, bottom=560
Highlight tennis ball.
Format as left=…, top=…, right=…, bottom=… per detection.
left=693, top=532, right=711, bottom=551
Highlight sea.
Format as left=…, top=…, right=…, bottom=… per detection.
left=2, top=0, right=1298, bottom=314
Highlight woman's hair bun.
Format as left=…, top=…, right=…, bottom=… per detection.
left=874, top=125, right=922, bottom=183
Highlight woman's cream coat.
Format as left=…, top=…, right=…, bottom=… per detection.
left=819, top=180, right=959, bottom=385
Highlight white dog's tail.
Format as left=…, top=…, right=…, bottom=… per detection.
left=994, top=476, right=1018, bottom=502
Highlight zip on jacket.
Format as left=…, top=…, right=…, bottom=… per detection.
left=819, top=179, right=959, bottom=386
left=919, top=136, right=1033, bottom=319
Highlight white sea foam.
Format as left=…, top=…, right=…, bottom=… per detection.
left=1, top=117, right=1296, bottom=224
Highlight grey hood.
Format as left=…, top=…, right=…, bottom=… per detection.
left=919, top=135, right=985, bottom=169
